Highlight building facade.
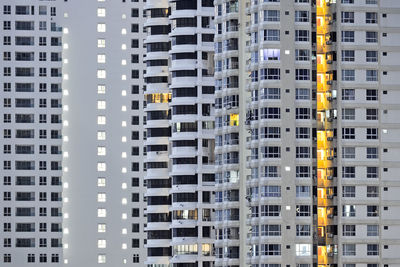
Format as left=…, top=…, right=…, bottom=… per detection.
left=0, top=1, right=64, bottom=265
left=245, top=0, right=400, bottom=267
left=61, top=0, right=148, bottom=266
left=144, top=0, right=216, bottom=266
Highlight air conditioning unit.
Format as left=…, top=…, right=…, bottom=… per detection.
left=327, top=80, right=333, bottom=85
left=328, top=233, right=334, bottom=238
left=327, top=137, right=334, bottom=141
left=327, top=60, right=333, bottom=64
left=327, top=117, right=334, bottom=122
left=327, top=195, right=334, bottom=199
left=327, top=156, right=334, bottom=160
left=326, top=40, right=333, bottom=45
left=327, top=214, right=334, bottom=218
left=328, top=252, right=334, bottom=257
left=327, top=96, right=333, bottom=101
left=327, top=175, right=333, bottom=180
left=328, top=20, right=334, bottom=25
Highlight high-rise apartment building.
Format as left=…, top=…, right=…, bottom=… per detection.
left=0, top=2, right=64, bottom=265
left=244, top=0, right=400, bottom=266
left=214, top=0, right=250, bottom=266
left=144, top=0, right=215, bottom=266
left=1, top=0, right=148, bottom=266
left=61, top=1, right=147, bottom=266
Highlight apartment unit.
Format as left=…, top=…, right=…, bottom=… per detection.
left=244, top=0, right=400, bottom=267
left=0, top=1, right=64, bottom=265
left=61, top=0, right=147, bottom=266
left=214, top=0, right=251, bottom=266
left=144, top=0, right=215, bottom=266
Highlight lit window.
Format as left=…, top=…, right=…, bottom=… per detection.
left=121, top=28, right=127, bottom=35
left=97, top=8, right=106, bottom=17
left=97, top=85, right=106, bottom=94
left=97, top=39, right=106, bottom=48
left=97, top=208, right=106, bottom=217
left=97, top=54, right=106, bottom=63
left=97, top=100, right=106, bottom=110
left=296, top=244, right=311, bottom=256
left=98, top=254, right=106, bottom=264
left=97, top=146, right=106, bottom=156
left=97, top=116, right=106, bottom=125
left=97, top=162, right=106, bottom=172
left=98, top=224, right=106, bottom=233
left=97, top=178, right=106, bottom=187
left=97, top=70, right=106, bottom=79
left=97, top=193, right=106, bottom=202
left=97, top=23, right=106, bottom=32
left=97, top=131, right=106, bottom=140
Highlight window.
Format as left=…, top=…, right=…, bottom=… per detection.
left=366, top=147, right=378, bottom=159
left=367, top=167, right=378, bottom=179
left=97, top=208, right=106, bottom=217
left=367, top=244, right=379, bottom=256
left=296, top=225, right=310, bottom=236
left=97, top=70, right=106, bottom=79
left=366, top=12, right=377, bottom=23
left=342, top=69, right=355, bottom=81
left=296, top=205, right=311, bottom=216
left=97, top=193, right=106, bottom=202
left=98, top=254, right=106, bottom=264
left=98, top=224, right=106, bottom=233
left=97, top=23, right=106, bottom=32
left=295, top=30, right=309, bottom=41
left=366, top=31, right=378, bottom=43
left=261, top=88, right=280, bottom=99
left=261, top=224, right=281, bottom=236
left=295, top=69, right=310, bottom=80
left=366, top=89, right=378, bottom=101
left=343, top=186, right=355, bottom=197
left=264, top=29, right=280, bottom=41
left=97, top=54, right=106, bottom=63
left=133, top=254, right=139, bottom=263
left=343, top=244, right=356, bottom=256
left=367, top=225, right=379, bottom=236
left=264, top=10, right=280, bottom=21
left=366, top=128, right=378, bottom=140
left=97, top=178, right=106, bottom=187
left=342, top=89, right=355, bottom=100
left=296, top=108, right=310, bottom=119
left=132, top=239, right=139, bottom=248
left=261, top=244, right=281, bottom=255
left=366, top=51, right=378, bottom=62
left=296, top=244, right=311, bottom=256
left=342, top=109, right=355, bottom=120
left=97, top=116, right=106, bottom=125
left=261, top=186, right=281, bottom=197
left=295, top=50, right=310, bottom=61
left=131, top=8, right=139, bottom=17
left=367, top=186, right=379, bottom=198
left=98, top=39, right=105, bottom=48
left=261, top=205, right=281, bottom=216
left=296, top=186, right=310, bottom=197
left=295, top=11, right=309, bottom=22
left=367, top=205, right=378, bottom=217
left=342, top=50, right=355, bottom=62
left=261, top=107, right=281, bottom=119
left=342, top=31, right=354, bottom=42
left=342, top=12, right=354, bottom=23
left=342, top=166, right=355, bottom=178
left=342, top=147, right=355, bottom=159
left=366, top=109, right=378, bottom=120
left=343, top=225, right=356, bottom=236
left=366, top=70, right=378, bottom=81
left=132, top=224, right=139, bottom=232
left=263, top=146, right=281, bottom=158
left=131, top=24, right=139, bottom=32
left=296, top=147, right=310, bottom=158
left=97, top=8, right=106, bottom=17
left=296, top=166, right=310, bottom=178
left=343, top=205, right=356, bottom=217
left=342, top=128, right=355, bottom=139
left=97, top=101, right=106, bottom=110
